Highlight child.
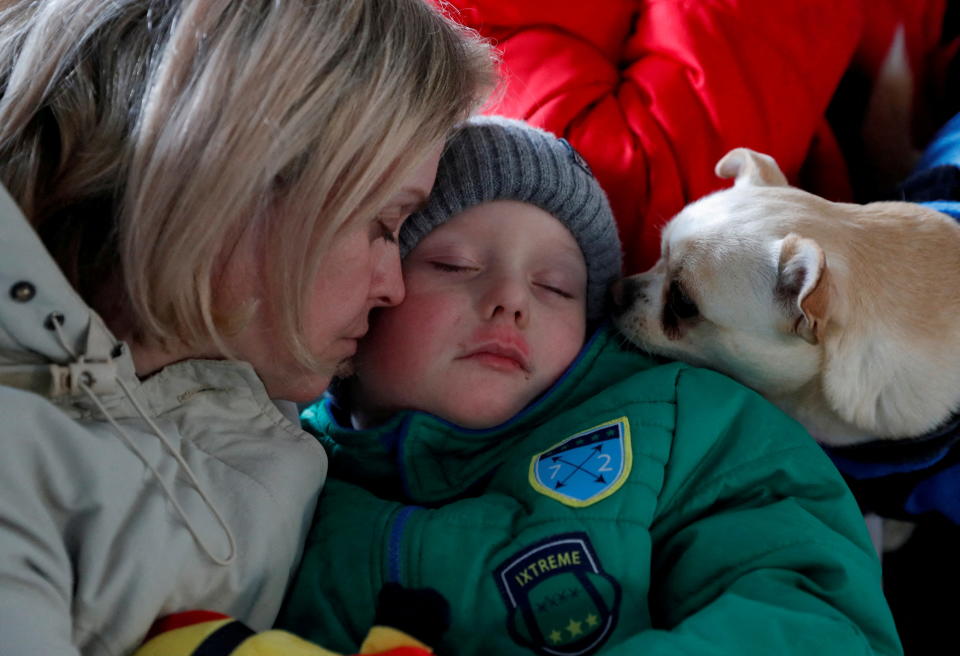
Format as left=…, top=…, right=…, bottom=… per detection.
left=277, top=117, right=903, bottom=656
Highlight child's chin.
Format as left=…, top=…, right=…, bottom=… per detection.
left=447, top=400, right=524, bottom=430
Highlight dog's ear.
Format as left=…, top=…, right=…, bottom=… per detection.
left=776, top=233, right=829, bottom=344
left=715, top=148, right=789, bottom=187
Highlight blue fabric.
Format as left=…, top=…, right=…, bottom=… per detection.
left=901, top=111, right=960, bottom=221
left=827, top=446, right=953, bottom=479
left=828, top=437, right=960, bottom=522
left=920, top=200, right=960, bottom=220
left=905, top=464, right=960, bottom=524
left=915, top=111, right=960, bottom=171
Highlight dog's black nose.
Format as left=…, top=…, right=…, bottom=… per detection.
left=609, top=277, right=646, bottom=316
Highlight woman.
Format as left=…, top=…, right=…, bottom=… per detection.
left=0, top=1, right=493, bottom=654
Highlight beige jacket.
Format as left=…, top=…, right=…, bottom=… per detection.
left=0, top=185, right=327, bottom=655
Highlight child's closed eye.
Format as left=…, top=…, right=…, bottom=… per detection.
left=430, top=261, right=477, bottom=273
left=535, top=282, right=575, bottom=299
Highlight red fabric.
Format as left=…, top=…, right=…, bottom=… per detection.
left=143, top=610, right=231, bottom=642
left=436, top=0, right=949, bottom=273
left=361, top=647, right=433, bottom=656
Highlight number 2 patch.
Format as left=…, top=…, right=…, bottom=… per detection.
left=529, top=418, right=632, bottom=507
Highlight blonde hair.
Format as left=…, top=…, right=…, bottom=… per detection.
left=0, top=0, right=495, bottom=366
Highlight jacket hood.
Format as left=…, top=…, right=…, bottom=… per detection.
left=0, top=183, right=310, bottom=571
left=0, top=183, right=122, bottom=397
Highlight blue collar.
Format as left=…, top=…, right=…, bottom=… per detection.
left=824, top=412, right=960, bottom=479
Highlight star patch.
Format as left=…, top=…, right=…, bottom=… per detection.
left=529, top=418, right=631, bottom=507
left=493, top=532, right=621, bottom=656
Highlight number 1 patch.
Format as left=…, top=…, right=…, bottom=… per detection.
left=529, top=418, right=631, bottom=507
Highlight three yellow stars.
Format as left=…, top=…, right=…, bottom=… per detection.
left=549, top=614, right=600, bottom=643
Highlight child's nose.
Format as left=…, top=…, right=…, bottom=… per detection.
left=482, top=275, right=530, bottom=328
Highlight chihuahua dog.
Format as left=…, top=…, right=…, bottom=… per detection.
left=611, top=147, right=960, bottom=448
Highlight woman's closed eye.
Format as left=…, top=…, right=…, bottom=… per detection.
left=373, top=202, right=422, bottom=245
left=377, top=219, right=398, bottom=243
left=371, top=211, right=404, bottom=244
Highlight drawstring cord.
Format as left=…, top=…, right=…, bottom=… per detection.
left=49, top=317, right=237, bottom=566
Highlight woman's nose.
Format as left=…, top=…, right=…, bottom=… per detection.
left=370, top=246, right=405, bottom=307
left=482, top=275, right=529, bottom=327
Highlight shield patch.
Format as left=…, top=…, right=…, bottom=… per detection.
left=493, top=532, right=621, bottom=656
left=529, top=417, right=631, bottom=507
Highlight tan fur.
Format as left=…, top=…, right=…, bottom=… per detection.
left=799, top=262, right=829, bottom=344
left=614, top=148, right=960, bottom=445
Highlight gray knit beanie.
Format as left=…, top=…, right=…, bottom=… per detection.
left=400, top=116, right=622, bottom=320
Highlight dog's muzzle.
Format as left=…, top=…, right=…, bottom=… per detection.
left=609, top=277, right=650, bottom=316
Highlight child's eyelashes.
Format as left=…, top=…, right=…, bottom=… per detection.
left=429, top=261, right=475, bottom=273
left=536, top=283, right=575, bottom=299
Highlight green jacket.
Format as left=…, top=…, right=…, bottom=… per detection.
left=283, top=326, right=902, bottom=656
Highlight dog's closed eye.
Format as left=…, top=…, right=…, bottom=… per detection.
left=667, top=280, right=699, bottom=319
left=662, top=279, right=699, bottom=340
